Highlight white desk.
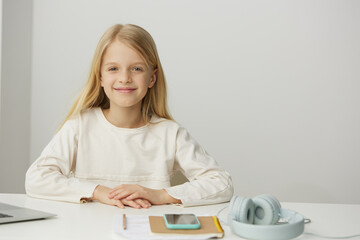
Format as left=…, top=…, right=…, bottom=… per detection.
left=0, top=194, right=360, bottom=240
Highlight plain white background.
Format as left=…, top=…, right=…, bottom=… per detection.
left=1, top=0, right=360, bottom=204
left=0, top=0, right=33, bottom=196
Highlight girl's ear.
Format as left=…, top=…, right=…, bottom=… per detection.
left=149, top=68, right=158, bottom=88
left=100, top=77, right=104, bottom=87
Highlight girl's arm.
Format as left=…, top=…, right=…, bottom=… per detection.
left=164, top=126, right=234, bottom=206
left=109, top=126, right=233, bottom=207
left=25, top=120, right=98, bottom=203
left=26, top=119, right=151, bottom=208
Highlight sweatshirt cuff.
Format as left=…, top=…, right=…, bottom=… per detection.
left=165, top=185, right=191, bottom=206
left=76, top=181, right=99, bottom=203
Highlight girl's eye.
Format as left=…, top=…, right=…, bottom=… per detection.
left=132, top=67, right=143, bottom=72
left=108, top=67, right=118, bottom=71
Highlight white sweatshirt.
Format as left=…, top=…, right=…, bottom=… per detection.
left=25, top=108, right=233, bottom=206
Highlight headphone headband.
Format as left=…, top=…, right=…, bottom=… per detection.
left=230, top=209, right=304, bottom=240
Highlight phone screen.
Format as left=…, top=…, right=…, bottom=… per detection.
left=164, top=214, right=198, bottom=225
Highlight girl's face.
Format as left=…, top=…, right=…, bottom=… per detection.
left=100, top=40, right=156, bottom=110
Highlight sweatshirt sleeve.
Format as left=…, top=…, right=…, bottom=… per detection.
left=165, top=127, right=234, bottom=207
left=25, top=119, right=98, bottom=203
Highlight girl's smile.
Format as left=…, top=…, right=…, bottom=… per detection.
left=114, top=87, right=137, bottom=93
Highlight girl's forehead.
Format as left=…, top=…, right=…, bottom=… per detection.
left=103, top=40, right=145, bottom=64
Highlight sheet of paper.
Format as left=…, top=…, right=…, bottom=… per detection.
left=113, top=215, right=215, bottom=240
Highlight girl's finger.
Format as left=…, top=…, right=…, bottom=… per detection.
left=114, top=192, right=132, bottom=200
left=135, top=199, right=151, bottom=208
left=112, top=199, right=125, bottom=209
left=109, top=184, right=126, bottom=194
left=126, top=192, right=141, bottom=201
left=143, top=199, right=151, bottom=205
left=122, top=199, right=141, bottom=209
left=108, top=189, right=122, bottom=197
left=110, top=190, right=131, bottom=199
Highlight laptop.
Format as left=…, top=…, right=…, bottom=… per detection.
left=0, top=202, right=56, bottom=224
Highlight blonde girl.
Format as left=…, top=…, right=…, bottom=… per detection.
left=26, top=24, right=233, bottom=208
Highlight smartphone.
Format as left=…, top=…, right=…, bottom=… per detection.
left=163, top=213, right=201, bottom=229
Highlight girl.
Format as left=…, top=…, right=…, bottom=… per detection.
left=25, top=24, right=233, bottom=209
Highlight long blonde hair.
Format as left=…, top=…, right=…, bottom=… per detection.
left=59, top=24, right=172, bottom=131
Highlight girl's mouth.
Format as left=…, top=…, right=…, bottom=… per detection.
left=114, top=87, right=136, bottom=93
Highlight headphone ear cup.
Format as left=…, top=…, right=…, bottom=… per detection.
left=252, top=194, right=282, bottom=225
left=228, top=196, right=255, bottom=224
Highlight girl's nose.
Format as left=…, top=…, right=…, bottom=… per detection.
left=118, top=70, right=131, bottom=83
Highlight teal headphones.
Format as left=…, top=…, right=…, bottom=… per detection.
left=227, top=194, right=305, bottom=240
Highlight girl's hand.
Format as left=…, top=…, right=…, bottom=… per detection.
left=121, top=198, right=152, bottom=209
left=92, top=185, right=151, bottom=209
left=108, top=184, right=181, bottom=205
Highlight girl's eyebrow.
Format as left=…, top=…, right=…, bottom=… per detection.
left=104, top=62, right=117, bottom=66
left=104, top=61, right=146, bottom=66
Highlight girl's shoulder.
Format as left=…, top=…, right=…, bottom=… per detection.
left=61, top=107, right=99, bottom=130
left=149, top=115, right=187, bottom=133
left=79, top=107, right=99, bottom=119
left=150, top=115, right=179, bottom=127
left=66, top=107, right=98, bottom=122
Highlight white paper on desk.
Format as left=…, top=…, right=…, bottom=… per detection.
left=113, top=215, right=214, bottom=240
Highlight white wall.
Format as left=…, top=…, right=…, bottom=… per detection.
left=0, top=0, right=33, bottom=193
left=27, top=0, right=360, bottom=204
left=0, top=0, right=2, bottom=120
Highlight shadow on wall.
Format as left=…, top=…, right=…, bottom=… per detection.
left=170, top=171, right=189, bottom=186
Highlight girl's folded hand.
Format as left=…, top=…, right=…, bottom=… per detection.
left=92, top=185, right=152, bottom=208
left=108, top=184, right=181, bottom=205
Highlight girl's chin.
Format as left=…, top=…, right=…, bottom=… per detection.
left=108, top=101, right=142, bottom=109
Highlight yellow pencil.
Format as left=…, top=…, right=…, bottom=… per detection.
left=212, top=216, right=224, bottom=233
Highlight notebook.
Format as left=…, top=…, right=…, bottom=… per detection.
left=149, top=216, right=224, bottom=238
left=0, top=202, right=56, bottom=224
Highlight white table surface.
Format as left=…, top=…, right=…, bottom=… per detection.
left=0, top=194, right=360, bottom=240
